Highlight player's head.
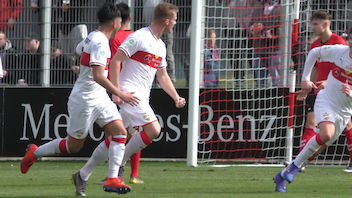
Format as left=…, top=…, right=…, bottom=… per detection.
left=153, top=2, right=178, bottom=33
left=97, top=2, right=122, bottom=34
left=116, top=2, right=131, bottom=25
left=24, top=32, right=40, bottom=53
left=0, top=31, right=7, bottom=48
left=311, top=11, right=331, bottom=36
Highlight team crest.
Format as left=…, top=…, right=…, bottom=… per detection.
left=323, top=112, right=330, bottom=120
left=144, top=113, right=151, bottom=121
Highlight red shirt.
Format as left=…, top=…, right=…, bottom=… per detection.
left=310, top=33, right=346, bottom=82
left=108, top=29, right=134, bottom=76
left=109, top=29, right=134, bottom=57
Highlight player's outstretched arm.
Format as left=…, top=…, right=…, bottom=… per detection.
left=156, top=68, right=186, bottom=108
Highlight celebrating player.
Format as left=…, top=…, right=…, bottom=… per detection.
left=20, top=2, right=138, bottom=195
left=71, top=3, right=144, bottom=196
left=274, top=29, right=352, bottom=193
left=296, top=11, right=352, bottom=171
left=109, top=2, right=186, bottom=180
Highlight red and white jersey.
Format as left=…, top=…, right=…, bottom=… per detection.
left=302, top=45, right=352, bottom=110
left=119, top=27, right=167, bottom=101
left=70, top=30, right=111, bottom=104
left=311, top=33, right=346, bottom=83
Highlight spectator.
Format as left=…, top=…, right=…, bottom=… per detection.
left=251, top=0, right=282, bottom=87
left=204, top=29, right=220, bottom=88
left=50, top=40, right=76, bottom=85
left=19, top=32, right=41, bottom=85
left=143, top=0, right=176, bottom=84
left=55, top=0, right=88, bottom=69
left=0, top=31, right=14, bottom=82
left=0, top=0, right=22, bottom=31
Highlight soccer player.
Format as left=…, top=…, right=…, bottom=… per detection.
left=274, top=29, right=352, bottom=193
left=109, top=2, right=186, bottom=180
left=296, top=11, right=352, bottom=171
left=20, top=2, right=138, bottom=195
left=71, top=4, right=143, bottom=196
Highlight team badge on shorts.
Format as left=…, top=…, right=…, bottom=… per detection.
left=323, top=112, right=330, bottom=120
left=144, top=113, right=151, bottom=121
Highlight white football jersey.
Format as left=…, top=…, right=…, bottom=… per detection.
left=119, top=27, right=167, bottom=101
left=69, top=30, right=111, bottom=104
left=303, top=45, right=352, bottom=111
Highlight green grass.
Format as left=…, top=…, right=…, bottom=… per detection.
left=0, top=161, right=351, bottom=198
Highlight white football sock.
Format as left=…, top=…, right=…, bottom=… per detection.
left=107, top=135, right=126, bottom=179
left=34, top=138, right=68, bottom=157
left=122, top=132, right=150, bottom=166
left=80, top=141, right=108, bottom=181
left=294, top=135, right=322, bottom=168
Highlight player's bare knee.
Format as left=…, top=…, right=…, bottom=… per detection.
left=305, top=112, right=316, bottom=128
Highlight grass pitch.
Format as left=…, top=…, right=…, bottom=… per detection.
left=0, top=161, right=351, bottom=198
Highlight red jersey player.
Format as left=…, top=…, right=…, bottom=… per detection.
left=296, top=11, right=352, bottom=172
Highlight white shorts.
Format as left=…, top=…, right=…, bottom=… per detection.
left=119, top=100, right=157, bottom=130
left=67, top=98, right=121, bottom=139
left=314, top=90, right=350, bottom=145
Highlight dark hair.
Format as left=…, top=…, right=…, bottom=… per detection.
left=116, top=2, right=130, bottom=24
left=311, top=10, right=332, bottom=21
left=97, top=2, right=121, bottom=25
left=153, top=2, right=178, bottom=21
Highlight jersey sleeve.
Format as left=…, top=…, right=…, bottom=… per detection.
left=90, top=40, right=109, bottom=67
left=119, top=33, right=141, bottom=57
left=75, top=39, right=84, bottom=56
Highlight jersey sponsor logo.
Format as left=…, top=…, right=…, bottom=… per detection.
left=332, top=65, right=352, bottom=85
left=323, top=112, right=330, bottom=120
left=131, top=51, right=162, bottom=69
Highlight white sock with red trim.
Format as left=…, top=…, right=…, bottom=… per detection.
left=79, top=139, right=109, bottom=181
left=107, top=135, right=126, bottom=179
left=294, top=134, right=325, bottom=168
left=122, top=131, right=152, bottom=166
left=34, top=138, right=69, bottom=157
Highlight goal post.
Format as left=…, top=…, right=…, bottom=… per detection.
left=187, top=0, right=203, bottom=167
left=187, top=0, right=352, bottom=167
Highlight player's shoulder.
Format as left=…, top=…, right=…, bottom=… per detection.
left=321, top=44, right=348, bottom=53
left=311, top=38, right=322, bottom=49
left=89, top=30, right=108, bottom=44
left=330, top=33, right=346, bottom=45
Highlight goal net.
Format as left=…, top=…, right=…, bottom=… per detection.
left=194, top=0, right=352, bottom=166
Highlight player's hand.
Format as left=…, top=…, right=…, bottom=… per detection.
left=119, top=91, right=140, bottom=106
left=341, top=80, right=351, bottom=96
left=301, top=80, right=317, bottom=92
left=175, top=97, right=186, bottom=108
left=112, top=94, right=124, bottom=105
left=296, top=89, right=309, bottom=101
left=316, top=80, right=326, bottom=92
left=71, top=65, right=80, bottom=74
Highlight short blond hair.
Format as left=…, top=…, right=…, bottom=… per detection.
left=153, top=2, right=178, bottom=21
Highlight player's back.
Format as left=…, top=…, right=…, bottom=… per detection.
left=311, top=33, right=346, bottom=82
left=70, top=30, right=111, bottom=104
left=118, top=27, right=167, bottom=101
